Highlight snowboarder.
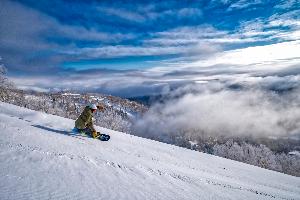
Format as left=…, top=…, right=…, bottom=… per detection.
left=75, top=103, right=105, bottom=138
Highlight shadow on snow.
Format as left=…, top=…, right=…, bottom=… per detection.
left=31, top=124, right=90, bottom=139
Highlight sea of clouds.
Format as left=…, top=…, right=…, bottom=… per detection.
left=133, top=75, right=300, bottom=142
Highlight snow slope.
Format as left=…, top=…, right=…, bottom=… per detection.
left=0, top=102, right=299, bottom=200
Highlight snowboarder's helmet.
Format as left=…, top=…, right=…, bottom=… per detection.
left=89, top=104, right=97, bottom=110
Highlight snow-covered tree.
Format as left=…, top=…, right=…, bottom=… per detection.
left=276, top=153, right=300, bottom=176
left=0, top=58, right=14, bottom=89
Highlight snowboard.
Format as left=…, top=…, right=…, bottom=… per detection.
left=98, top=133, right=110, bottom=141
left=72, top=128, right=110, bottom=141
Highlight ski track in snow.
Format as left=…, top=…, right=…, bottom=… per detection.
left=0, top=102, right=299, bottom=200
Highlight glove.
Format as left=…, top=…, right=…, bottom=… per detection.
left=92, top=131, right=99, bottom=139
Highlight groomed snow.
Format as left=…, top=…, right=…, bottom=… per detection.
left=0, top=102, right=299, bottom=200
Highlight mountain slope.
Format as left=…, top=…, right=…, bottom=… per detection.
left=0, top=102, right=299, bottom=200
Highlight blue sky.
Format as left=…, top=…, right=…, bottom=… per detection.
left=1, top=0, right=300, bottom=97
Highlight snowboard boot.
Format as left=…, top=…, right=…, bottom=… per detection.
left=92, top=131, right=100, bottom=139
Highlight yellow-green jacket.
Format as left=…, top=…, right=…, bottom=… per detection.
left=75, top=106, right=96, bottom=132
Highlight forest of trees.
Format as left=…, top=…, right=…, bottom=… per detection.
left=213, top=139, right=300, bottom=176
left=149, top=127, right=300, bottom=176
left=0, top=88, right=143, bottom=133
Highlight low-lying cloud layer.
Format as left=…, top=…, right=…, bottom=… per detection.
left=133, top=77, right=300, bottom=141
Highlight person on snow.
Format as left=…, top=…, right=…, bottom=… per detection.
left=75, top=103, right=105, bottom=138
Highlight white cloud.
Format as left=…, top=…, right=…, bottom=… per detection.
left=154, top=26, right=228, bottom=39
left=274, top=0, right=300, bottom=9
left=96, top=6, right=203, bottom=23
left=186, top=40, right=300, bottom=71
left=177, top=8, right=203, bottom=18
left=133, top=82, right=300, bottom=140
left=97, top=7, right=146, bottom=23
left=237, top=10, right=300, bottom=44
left=11, top=73, right=174, bottom=97
left=241, top=30, right=278, bottom=37
left=227, top=0, right=263, bottom=11
left=69, top=46, right=182, bottom=58
left=69, top=25, right=224, bottom=59
left=271, top=30, right=300, bottom=41
left=67, top=40, right=220, bottom=59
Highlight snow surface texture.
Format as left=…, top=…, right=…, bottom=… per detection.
left=0, top=102, right=299, bottom=200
